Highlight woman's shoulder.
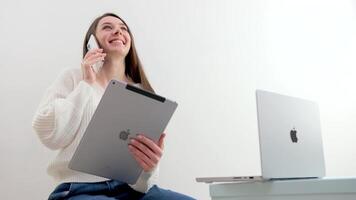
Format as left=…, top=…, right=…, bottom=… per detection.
left=59, top=67, right=82, bottom=80
left=55, top=67, right=83, bottom=85
left=50, top=67, right=83, bottom=91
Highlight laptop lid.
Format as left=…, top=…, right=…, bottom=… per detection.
left=256, top=90, right=325, bottom=179
left=196, top=90, right=326, bottom=183
left=69, top=80, right=178, bottom=184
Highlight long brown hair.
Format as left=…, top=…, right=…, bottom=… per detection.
left=83, top=13, right=154, bottom=93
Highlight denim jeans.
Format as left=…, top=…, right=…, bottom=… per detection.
left=48, top=180, right=195, bottom=200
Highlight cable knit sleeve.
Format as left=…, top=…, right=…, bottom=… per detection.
left=32, top=68, right=95, bottom=150
left=129, top=165, right=159, bottom=193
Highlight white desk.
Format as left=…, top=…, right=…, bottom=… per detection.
left=209, top=177, right=356, bottom=200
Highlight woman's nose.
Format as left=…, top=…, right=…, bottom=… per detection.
left=113, top=28, right=122, bottom=35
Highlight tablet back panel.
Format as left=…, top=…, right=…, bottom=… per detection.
left=69, top=80, right=177, bottom=184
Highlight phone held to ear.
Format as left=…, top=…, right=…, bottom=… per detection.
left=87, top=34, right=104, bottom=73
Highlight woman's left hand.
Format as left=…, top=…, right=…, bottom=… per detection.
left=128, top=133, right=165, bottom=172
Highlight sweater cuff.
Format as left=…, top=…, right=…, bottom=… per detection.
left=129, top=166, right=158, bottom=193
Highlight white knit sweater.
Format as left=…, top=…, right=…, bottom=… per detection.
left=32, top=68, right=158, bottom=193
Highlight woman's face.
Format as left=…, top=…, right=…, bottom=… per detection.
left=95, top=16, right=131, bottom=57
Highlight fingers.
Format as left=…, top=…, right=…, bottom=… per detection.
left=87, top=51, right=106, bottom=62
left=81, top=49, right=106, bottom=83
left=135, top=135, right=163, bottom=158
left=129, top=137, right=160, bottom=163
left=158, top=133, right=166, bottom=149
left=83, top=51, right=106, bottom=66
left=128, top=144, right=155, bottom=172
left=128, top=134, right=166, bottom=172
left=85, top=53, right=105, bottom=66
left=84, top=48, right=104, bottom=60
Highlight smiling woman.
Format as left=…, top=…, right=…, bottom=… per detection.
left=32, top=12, right=195, bottom=200
left=81, top=13, right=154, bottom=92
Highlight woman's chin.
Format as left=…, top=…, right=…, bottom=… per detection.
left=106, top=49, right=128, bottom=57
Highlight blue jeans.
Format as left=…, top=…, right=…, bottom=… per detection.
left=48, top=180, right=195, bottom=200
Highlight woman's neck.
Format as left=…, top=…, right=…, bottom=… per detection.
left=96, top=55, right=133, bottom=88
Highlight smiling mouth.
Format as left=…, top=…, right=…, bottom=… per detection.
left=109, top=39, right=125, bottom=45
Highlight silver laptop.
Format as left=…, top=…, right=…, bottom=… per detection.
left=69, top=80, right=178, bottom=184
left=196, top=90, right=325, bottom=183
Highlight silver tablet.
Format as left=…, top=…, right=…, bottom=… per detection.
left=69, top=80, right=178, bottom=184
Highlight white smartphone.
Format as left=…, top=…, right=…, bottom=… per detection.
left=87, top=34, right=104, bottom=73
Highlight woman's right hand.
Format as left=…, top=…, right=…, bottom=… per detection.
left=81, top=48, right=106, bottom=84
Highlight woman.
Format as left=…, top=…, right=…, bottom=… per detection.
left=32, top=13, right=194, bottom=200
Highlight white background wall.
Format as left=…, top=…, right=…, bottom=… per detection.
left=1, top=0, right=356, bottom=199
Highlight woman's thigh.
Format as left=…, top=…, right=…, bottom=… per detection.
left=142, top=185, right=196, bottom=200
left=49, top=181, right=141, bottom=200
left=67, top=194, right=115, bottom=200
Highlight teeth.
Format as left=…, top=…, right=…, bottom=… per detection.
left=110, top=39, right=124, bottom=45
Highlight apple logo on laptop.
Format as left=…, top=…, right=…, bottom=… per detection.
left=119, top=129, right=131, bottom=141
left=290, top=128, right=298, bottom=143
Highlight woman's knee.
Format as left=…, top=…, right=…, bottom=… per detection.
left=142, top=185, right=196, bottom=200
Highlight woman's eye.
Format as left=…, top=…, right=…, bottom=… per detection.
left=103, top=26, right=112, bottom=30
left=121, top=27, right=128, bottom=31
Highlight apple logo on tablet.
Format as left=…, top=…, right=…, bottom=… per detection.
left=290, top=128, right=298, bottom=143
left=119, top=129, right=130, bottom=141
